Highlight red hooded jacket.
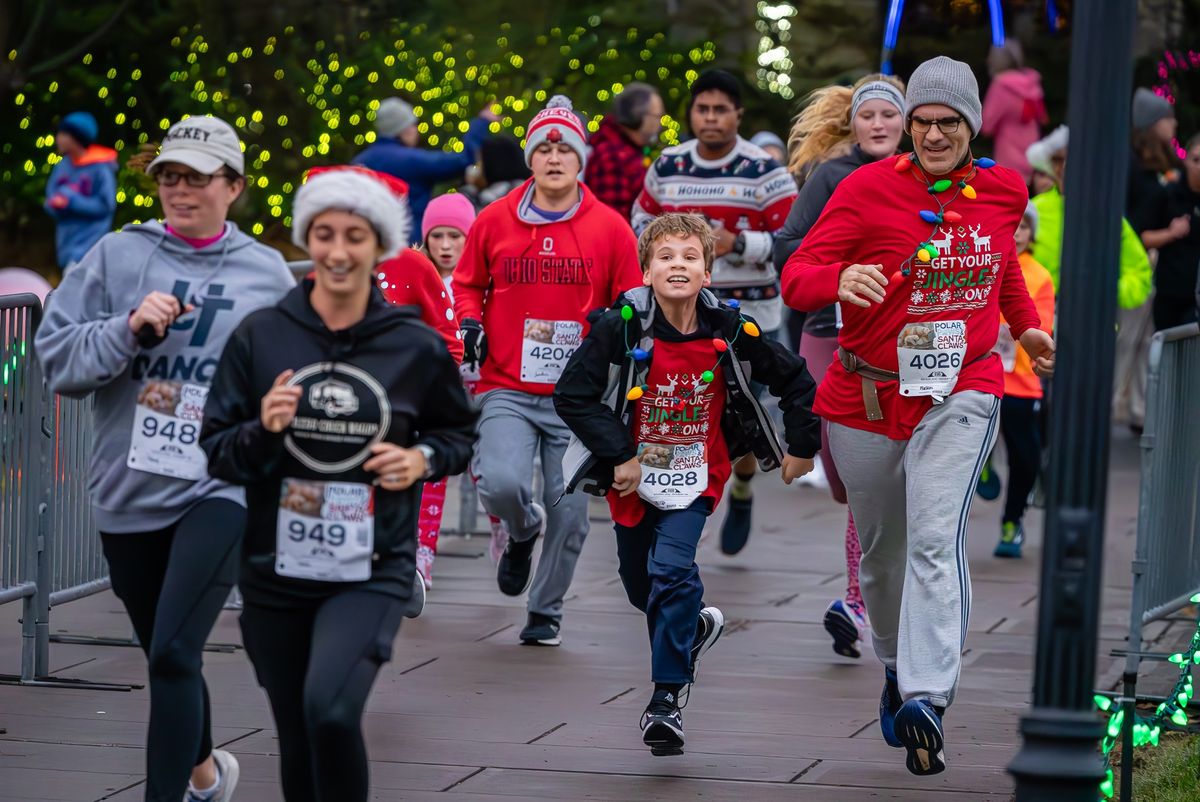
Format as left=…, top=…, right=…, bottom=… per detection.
left=452, top=179, right=642, bottom=396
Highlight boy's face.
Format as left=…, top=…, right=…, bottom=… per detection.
left=642, top=232, right=711, bottom=301
left=1014, top=217, right=1033, bottom=253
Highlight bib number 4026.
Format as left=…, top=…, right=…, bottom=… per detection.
left=643, top=470, right=699, bottom=487
left=286, top=520, right=347, bottom=547
left=908, top=352, right=962, bottom=371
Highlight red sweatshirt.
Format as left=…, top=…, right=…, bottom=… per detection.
left=452, top=179, right=642, bottom=395
left=377, top=249, right=464, bottom=363
left=782, top=154, right=1042, bottom=439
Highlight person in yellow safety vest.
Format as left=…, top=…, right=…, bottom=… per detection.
left=1026, top=126, right=1151, bottom=309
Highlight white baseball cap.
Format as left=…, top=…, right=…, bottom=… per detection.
left=147, top=115, right=245, bottom=176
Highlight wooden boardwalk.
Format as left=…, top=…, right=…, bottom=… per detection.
left=0, top=429, right=1156, bottom=801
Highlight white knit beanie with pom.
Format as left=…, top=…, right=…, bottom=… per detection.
left=523, top=95, right=588, bottom=171
left=291, top=165, right=412, bottom=259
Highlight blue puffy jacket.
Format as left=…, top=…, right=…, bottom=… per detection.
left=44, top=145, right=119, bottom=269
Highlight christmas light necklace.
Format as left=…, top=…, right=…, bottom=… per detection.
left=617, top=301, right=760, bottom=406
left=892, top=152, right=997, bottom=278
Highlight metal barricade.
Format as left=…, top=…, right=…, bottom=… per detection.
left=0, top=294, right=46, bottom=681
left=46, top=393, right=106, bottom=606
left=1117, top=322, right=1200, bottom=801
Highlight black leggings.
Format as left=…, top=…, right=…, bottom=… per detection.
left=100, top=498, right=244, bottom=802
left=239, top=590, right=406, bottom=802
left=1000, top=396, right=1041, bottom=526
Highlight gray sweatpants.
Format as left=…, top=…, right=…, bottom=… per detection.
left=473, top=390, right=590, bottom=621
left=828, top=390, right=1000, bottom=708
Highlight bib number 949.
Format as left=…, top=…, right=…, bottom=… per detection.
left=286, top=520, right=346, bottom=547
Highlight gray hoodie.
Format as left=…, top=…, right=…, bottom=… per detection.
left=36, top=220, right=295, bottom=533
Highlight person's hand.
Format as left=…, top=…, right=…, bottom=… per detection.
left=1167, top=214, right=1191, bottom=241
left=781, top=455, right=815, bottom=485
left=1019, top=328, right=1056, bottom=378
left=128, top=291, right=194, bottom=338
left=612, top=458, right=642, bottom=497
left=460, top=318, right=487, bottom=371
left=838, top=264, right=888, bottom=308
left=712, top=225, right=737, bottom=258
left=48, top=194, right=69, bottom=210
left=364, top=443, right=427, bottom=491
left=261, top=370, right=302, bottom=433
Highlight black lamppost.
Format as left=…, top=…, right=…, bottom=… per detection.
left=1007, top=0, right=1139, bottom=798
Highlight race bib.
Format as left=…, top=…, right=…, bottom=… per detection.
left=276, top=479, right=375, bottom=582
left=636, top=442, right=708, bottom=510
left=994, top=323, right=1017, bottom=373
left=520, top=319, right=583, bottom=384
left=127, top=380, right=208, bottom=480
left=897, top=320, right=967, bottom=401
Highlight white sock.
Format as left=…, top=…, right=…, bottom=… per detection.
left=188, top=763, right=221, bottom=797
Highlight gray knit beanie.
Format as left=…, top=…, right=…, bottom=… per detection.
left=1131, top=87, right=1173, bottom=132
left=905, top=56, right=983, bottom=138
left=376, top=97, right=418, bottom=138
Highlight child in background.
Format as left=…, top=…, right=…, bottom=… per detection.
left=422, top=193, right=477, bottom=294
left=555, top=213, right=820, bottom=754
left=992, top=201, right=1055, bottom=558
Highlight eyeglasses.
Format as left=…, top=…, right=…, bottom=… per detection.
left=908, top=115, right=964, bottom=135
left=154, top=168, right=236, bottom=187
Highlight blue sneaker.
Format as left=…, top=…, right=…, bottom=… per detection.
left=994, top=521, right=1024, bottom=558
left=893, top=698, right=946, bottom=776
left=879, top=668, right=903, bottom=747
left=975, top=459, right=1001, bottom=501
left=824, top=599, right=866, bottom=659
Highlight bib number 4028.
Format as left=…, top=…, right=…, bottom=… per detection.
left=643, top=471, right=699, bottom=487
left=286, top=520, right=347, bottom=547
left=140, top=417, right=198, bottom=444
left=908, top=352, right=962, bottom=370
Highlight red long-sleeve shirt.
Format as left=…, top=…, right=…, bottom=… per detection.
left=782, top=154, right=1042, bottom=439
left=377, top=249, right=464, bottom=363
left=452, top=180, right=642, bottom=396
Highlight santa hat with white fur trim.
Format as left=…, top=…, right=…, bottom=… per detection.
left=292, top=165, right=412, bottom=258
left=523, top=95, right=588, bottom=171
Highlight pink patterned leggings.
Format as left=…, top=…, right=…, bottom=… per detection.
left=416, top=478, right=447, bottom=585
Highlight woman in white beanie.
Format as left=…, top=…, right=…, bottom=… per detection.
left=775, top=72, right=907, bottom=662
left=201, top=165, right=477, bottom=802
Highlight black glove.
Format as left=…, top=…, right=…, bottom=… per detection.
left=460, top=318, right=487, bottom=370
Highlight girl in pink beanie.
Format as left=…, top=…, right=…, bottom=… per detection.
left=421, top=192, right=476, bottom=287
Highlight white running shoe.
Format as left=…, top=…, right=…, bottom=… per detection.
left=185, top=749, right=239, bottom=801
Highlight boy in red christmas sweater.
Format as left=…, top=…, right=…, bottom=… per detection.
left=782, top=56, right=1056, bottom=777
left=452, top=95, right=642, bottom=646
left=555, top=213, right=820, bottom=755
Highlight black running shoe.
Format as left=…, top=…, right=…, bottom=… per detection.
left=719, top=496, right=753, bottom=555
left=894, top=698, right=947, bottom=776
left=496, top=504, right=545, bottom=596
left=688, top=606, right=725, bottom=680
left=641, top=689, right=685, bottom=756
left=880, top=667, right=903, bottom=747
left=519, top=612, right=561, bottom=646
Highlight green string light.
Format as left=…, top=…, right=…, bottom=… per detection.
left=1095, top=592, right=1200, bottom=798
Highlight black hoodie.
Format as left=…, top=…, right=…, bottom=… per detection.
left=201, top=279, right=478, bottom=606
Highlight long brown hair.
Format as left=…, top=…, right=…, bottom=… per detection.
left=1132, top=127, right=1181, bottom=174
left=787, top=73, right=905, bottom=184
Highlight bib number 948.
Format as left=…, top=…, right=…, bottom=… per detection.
left=140, top=417, right=199, bottom=445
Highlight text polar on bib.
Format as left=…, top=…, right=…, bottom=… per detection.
left=127, top=380, right=209, bottom=480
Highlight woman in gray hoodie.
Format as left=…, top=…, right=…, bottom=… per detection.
left=35, top=115, right=294, bottom=802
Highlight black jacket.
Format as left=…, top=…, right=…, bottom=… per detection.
left=773, top=145, right=871, bottom=337
left=200, top=280, right=478, bottom=605
left=554, top=286, right=820, bottom=497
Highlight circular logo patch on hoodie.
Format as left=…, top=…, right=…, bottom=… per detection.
left=284, top=362, right=390, bottom=473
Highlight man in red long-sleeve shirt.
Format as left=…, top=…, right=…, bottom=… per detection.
left=782, top=57, right=1054, bottom=779
left=452, top=95, right=642, bottom=647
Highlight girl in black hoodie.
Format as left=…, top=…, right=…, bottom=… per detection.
left=200, top=166, right=477, bottom=802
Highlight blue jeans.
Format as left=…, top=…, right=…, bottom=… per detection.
left=614, top=498, right=711, bottom=684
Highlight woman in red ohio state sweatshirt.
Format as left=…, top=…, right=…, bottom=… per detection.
left=781, top=57, right=1055, bottom=781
